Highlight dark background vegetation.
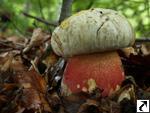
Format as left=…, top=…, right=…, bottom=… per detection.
left=0, top=0, right=149, bottom=38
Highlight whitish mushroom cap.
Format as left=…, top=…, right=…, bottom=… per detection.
left=51, top=8, right=135, bottom=57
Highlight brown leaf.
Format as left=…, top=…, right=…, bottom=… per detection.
left=77, top=99, right=100, bottom=113
left=61, top=92, right=89, bottom=113
left=141, top=43, right=150, bottom=56
left=99, top=99, right=120, bottom=113
left=121, top=47, right=137, bottom=58
left=0, top=83, right=21, bottom=113
left=110, top=84, right=136, bottom=103
left=1, top=54, right=13, bottom=71
left=23, top=28, right=50, bottom=53
left=47, top=92, right=66, bottom=113
left=13, top=69, right=51, bottom=112
left=43, top=52, right=58, bottom=67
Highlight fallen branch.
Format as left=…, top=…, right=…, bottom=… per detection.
left=22, top=12, right=58, bottom=27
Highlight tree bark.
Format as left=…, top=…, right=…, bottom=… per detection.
left=59, top=0, right=74, bottom=24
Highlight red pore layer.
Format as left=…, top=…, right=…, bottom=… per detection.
left=62, top=52, right=125, bottom=96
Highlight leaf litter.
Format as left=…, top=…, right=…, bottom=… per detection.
left=0, top=28, right=149, bottom=113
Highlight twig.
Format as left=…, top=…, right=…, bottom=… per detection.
left=37, top=0, right=52, bottom=33
left=0, top=40, right=24, bottom=48
left=59, top=0, right=74, bottom=24
left=0, top=40, right=24, bottom=53
left=38, top=0, right=45, bottom=19
left=135, top=38, right=150, bottom=43
left=11, top=21, right=25, bottom=36
left=22, top=12, right=58, bottom=27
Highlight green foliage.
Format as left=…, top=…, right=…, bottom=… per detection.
left=0, top=0, right=61, bottom=36
left=73, top=0, right=150, bottom=38
left=0, top=0, right=149, bottom=38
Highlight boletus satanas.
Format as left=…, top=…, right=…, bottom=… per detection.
left=51, top=8, right=135, bottom=96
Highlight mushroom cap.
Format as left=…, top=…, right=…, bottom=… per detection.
left=51, top=8, right=135, bottom=57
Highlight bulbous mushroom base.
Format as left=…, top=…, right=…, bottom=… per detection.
left=61, top=51, right=125, bottom=97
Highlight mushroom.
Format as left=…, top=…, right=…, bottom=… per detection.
left=51, top=8, right=135, bottom=57
left=51, top=8, right=135, bottom=96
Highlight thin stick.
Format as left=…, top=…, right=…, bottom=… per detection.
left=135, top=38, right=150, bottom=43
left=38, top=0, right=45, bottom=19
left=22, top=12, right=58, bottom=27
left=11, top=21, right=25, bottom=36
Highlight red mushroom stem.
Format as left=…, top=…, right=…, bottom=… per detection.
left=61, top=51, right=125, bottom=97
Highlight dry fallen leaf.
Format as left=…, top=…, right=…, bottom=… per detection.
left=13, top=69, right=52, bottom=112
left=121, top=47, right=137, bottom=58
left=23, top=28, right=50, bottom=53
left=0, top=54, right=52, bottom=113
left=0, top=29, right=149, bottom=113
left=141, top=43, right=150, bottom=56
left=77, top=99, right=100, bottom=113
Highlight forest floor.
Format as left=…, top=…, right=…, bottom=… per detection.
left=0, top=28, right=150, bottom=113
